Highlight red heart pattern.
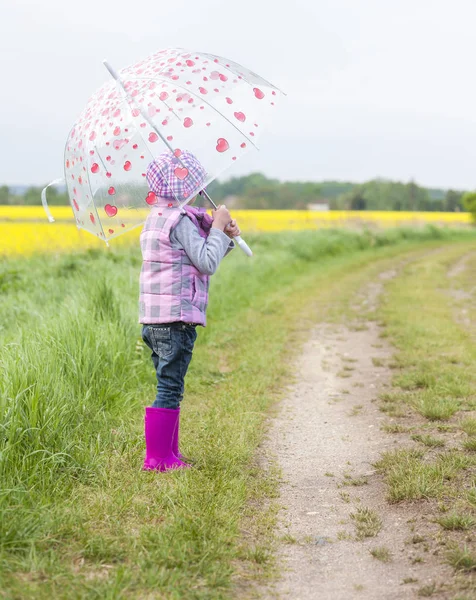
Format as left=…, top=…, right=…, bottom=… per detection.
left=174, top=166, right=189, bottom=180
left=216, top=138, right=229, bottom=153
left=104, top=204, right=118, bottom=217
left=234, top=111, right=246, bottom=122
left=146, top=192, right=157, bottom=205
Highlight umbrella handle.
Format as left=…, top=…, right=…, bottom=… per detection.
left=41, top=177, right=64, bottom=223
left=199, top=191, right=253, bottom=257
left=234, top=235, right=253, bottom=257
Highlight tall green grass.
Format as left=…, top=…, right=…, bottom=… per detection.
left=0, top=227, right=474, bottom=598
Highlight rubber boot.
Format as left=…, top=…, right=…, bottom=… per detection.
left=143, top=407, right=189, bottom=472
left=172, top=406, right=185, bottom=460
left=172, top=407, right=193, bottom=465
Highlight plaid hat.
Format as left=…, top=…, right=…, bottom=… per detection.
left=146, top=150, right=207, bottom=202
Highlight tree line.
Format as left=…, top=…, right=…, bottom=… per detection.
left=0, top=185, right=69, bottom=206
left=207, top=175, right=467, bottom=212
left=0, top=176, right=471, bottom=213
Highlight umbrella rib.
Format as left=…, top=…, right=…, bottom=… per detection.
left=126, top=76, right=260, bottom=150
left=93, top=146, right=109, bottom=172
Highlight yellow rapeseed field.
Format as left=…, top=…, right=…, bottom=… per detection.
left=0, top=206, right=471, bottom=257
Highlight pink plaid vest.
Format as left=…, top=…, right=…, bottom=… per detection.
left=139, top=204, right=211, bottom=326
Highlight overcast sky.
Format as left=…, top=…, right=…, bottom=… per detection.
left=2, top=0, right=476, bottom=189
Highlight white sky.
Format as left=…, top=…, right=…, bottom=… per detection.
left=1, top=0, right=476, bottom=189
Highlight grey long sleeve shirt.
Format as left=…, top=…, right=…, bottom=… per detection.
left=170, top=216, right=234, bottom=276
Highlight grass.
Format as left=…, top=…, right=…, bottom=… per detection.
left=463, top=438, right=476, bottom=452
left=446, top=545, right=476, bottom=572
left=411, top=434, right=445, bottom=448
left=436, top=513, right=476, bottom=531
left=412, top=394, right=460, bottom=421
left=350, top=507, right=382, bottom=540
left=378, top=391, right=409, bottom=417
left=418, top=583, right=437, bottom=597
left=1, top=227, right=475, bottom=598
left=375, top=449, right=473, bottom=503
left=382, top=423, right=411, bottom=434
left=369, top=546, right=392, bottom=562
left=341, top=475, right=368, bottom=487
left=460, top=418, right=476, bottom=437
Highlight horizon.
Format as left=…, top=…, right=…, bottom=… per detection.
left=2, top=174, right=469, bottom=194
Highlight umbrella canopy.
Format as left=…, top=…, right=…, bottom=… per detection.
left=62, top=48, right=284, bottom=242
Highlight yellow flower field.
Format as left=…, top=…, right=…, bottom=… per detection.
left=0, top=206, right=471, bottom=257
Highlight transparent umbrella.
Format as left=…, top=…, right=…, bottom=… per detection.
left=42, top=48, right=284, bottom=255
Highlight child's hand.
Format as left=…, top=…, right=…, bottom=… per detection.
left=224, top=219, right=241, bottom=239
left=211, top=205, right=232, bottom=231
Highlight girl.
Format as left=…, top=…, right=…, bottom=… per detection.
left=140, top=150, right=240, bottom=471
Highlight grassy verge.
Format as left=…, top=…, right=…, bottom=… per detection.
left=375, top=241, right=476, bottom=595
left=0, top=227, right=474, bottom=599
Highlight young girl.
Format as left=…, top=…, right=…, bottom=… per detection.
left=140, top=150, right=240, bottom=472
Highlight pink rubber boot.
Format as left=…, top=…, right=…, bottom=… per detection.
left=172, top=406, right=186, bottom=461
left=143, top=407, right=189, bottom=472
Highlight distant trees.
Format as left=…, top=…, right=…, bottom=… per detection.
left=207, top=173, right=323, bottom=209
left=0, top=185, right=9, bottom=204
left=0, top=186, right=69, bottom=206
left=0, top=175, right=469, bottom=212
left=444, top=190, right=464, bottom=212
left=330, top=180, right=466, bottom=212
left=462, top=192, right=476, bottom=224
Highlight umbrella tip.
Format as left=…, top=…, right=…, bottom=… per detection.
left=103, top=60, right=119, bottom=81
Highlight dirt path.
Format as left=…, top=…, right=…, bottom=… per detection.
left=261, top=265, right=453, bottom=600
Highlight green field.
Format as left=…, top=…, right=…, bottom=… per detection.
left=1, top=227, right=476, bottom=598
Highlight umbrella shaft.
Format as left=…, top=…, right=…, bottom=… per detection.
left=200, top=190, right=218, bottom=210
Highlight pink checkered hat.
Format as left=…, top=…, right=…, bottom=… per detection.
left=146, top=150, right=207, bottom=202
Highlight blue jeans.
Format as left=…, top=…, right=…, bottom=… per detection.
left=142, top=323, right=198, bottom=409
